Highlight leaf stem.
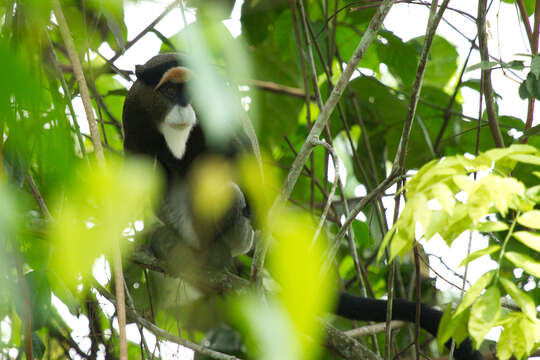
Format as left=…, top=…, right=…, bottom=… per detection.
left=495, top=214, right=519, bottom=283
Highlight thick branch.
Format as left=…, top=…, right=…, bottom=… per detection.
left=477, top=0, right=505, bottom=148
left=323, top=322, right=380, bottom=360
left=516, top=0, right=534, bottom=47
left=52, top=0, right=104, bottom=163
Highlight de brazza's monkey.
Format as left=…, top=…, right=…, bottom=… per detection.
left=122, top=53, right=482, bottom=360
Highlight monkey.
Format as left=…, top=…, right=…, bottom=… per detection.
left=122, top=53, right=483, bottom=360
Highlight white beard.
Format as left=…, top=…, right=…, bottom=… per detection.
left=158, top=104, right=197, bottom=159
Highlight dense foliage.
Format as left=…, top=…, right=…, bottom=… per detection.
left=0, top=1, right=539, bottom=360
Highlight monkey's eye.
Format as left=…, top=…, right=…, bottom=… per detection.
left=165, top=85, right=176, bottom=96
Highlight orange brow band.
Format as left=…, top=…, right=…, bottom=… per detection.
left=154, top=66, right=193, bottom=90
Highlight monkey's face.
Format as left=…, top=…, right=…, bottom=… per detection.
left=151, top=66, right=197, bottom=160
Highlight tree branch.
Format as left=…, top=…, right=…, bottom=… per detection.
left=476, top=0, right=504, bottom=148
left=95, top=284, right=244, bottom=360
left=51, top=3, right=128, bottom=360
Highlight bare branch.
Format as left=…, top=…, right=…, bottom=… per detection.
left=477, top=0, right=505, bottom=148
left=345, top=321, right=407, bottom=338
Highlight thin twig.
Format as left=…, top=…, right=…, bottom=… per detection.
left=15, top=251, right=33, bottom=360
left=433, top=43, right=475, bottom=154
left=108, top=0, right=180, bottom=63
left=25, top=172, right=52, bottom=220
left=45, top=35, right=87, bottom=157
left=311, top=139, right=340, bottom=244
left=249, top=79, right=314, bottom=99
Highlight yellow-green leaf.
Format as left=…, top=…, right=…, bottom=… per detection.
left=476, top=221, right=509, bottom=232
left=469, top=286, right=501, bottom=347
left=505, top=252, right=540, bottom=278
left=458, top=245, right=500, bottom=268
left=499, top=277, right=537, bottom=320
left=452, top=174, right=474, bottom=192
left=509, top=153, right=540, bottom=166
left=432, top=182, right=456, bottom=212
left=437, top=305, right=469, bottom=351
left=513, top=231, right=540, bottom=252
left=497, top=313, right=540, bottom=360
left=455, top=271, right=495, bottom=316
left=517, top=210, right=540, bottom=229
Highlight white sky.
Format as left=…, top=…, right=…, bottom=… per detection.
left=64, top=1, right=538, bottom=359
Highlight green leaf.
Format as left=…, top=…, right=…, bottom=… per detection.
left=14, top=271, right=52, bottom=331
left=519, top=79, right=531, bottom=99
left=517, top=210, right=540, bottom=229
left=497, top=313, right=540, bottom=360
left=413, top=35, right=458, bottom=88
left=432, top=183, right=456, bottom=212
left=458, top=245, right=500, bottom=268
left=466, top=181, right=492, bottom=221
left=505, top=252, right=540, bottom=277
left=509, top=153, right=540, bottom=166
left=469, top=286, right=501, bottom=347
left=505, top=60, right=525, bottom=70
left=437, top=305, right=470, bottom=351
left=352, top=220, right=372, bottom=247
left=476, top=221, right=509, bottom=232
left=518, top=79, right=532, bottom=100
left=377, top=30, right=419, bottom=87
left=439, top=204, right=472, bottom=245
left=499, top=277, right=537, bottom=320
left=455, top=270, right=495, bottom=316
left=531, top=53, right=540, bottom=78
left=513, top=231, right=540, bottom=252
left=467, top=61, right=499, bottom=71
left=31, top=332, right=45, bottom=360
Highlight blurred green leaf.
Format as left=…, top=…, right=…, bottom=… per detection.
left=50, top=158, right=161, bottom=288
